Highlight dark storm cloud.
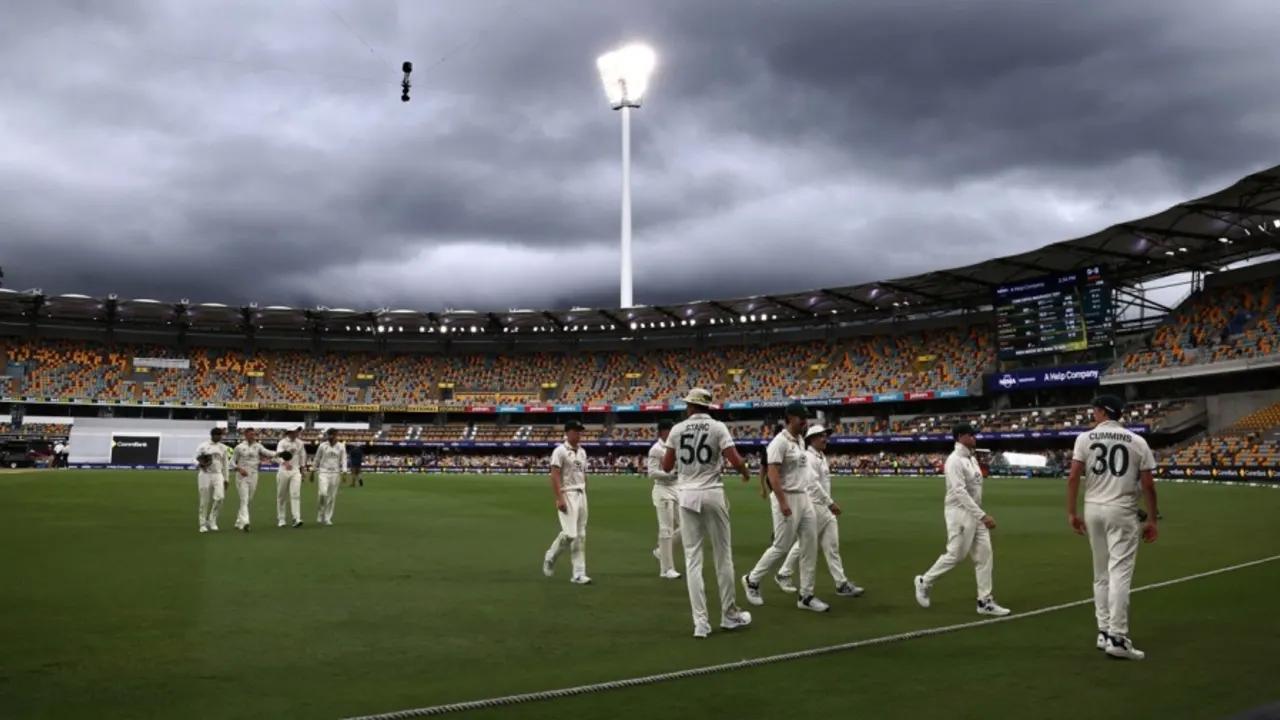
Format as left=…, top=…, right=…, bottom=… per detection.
left=1, top=0, right=1277, bottom=311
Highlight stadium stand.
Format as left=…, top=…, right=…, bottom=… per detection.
left=1163, top=401, right=1280, bottom=469
left=1117, top=277, right=1280, bottom=374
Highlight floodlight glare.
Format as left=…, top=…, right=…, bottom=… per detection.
left=596, top=43, right=657, bottom=109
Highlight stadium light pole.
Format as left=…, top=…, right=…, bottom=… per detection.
left=597, top=43, right=656, bottom=309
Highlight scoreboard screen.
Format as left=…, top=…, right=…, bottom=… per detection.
left=994, top=267, right=1112, bottom=359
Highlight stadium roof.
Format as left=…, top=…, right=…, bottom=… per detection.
left=3, top=164, right=1280, bottom=337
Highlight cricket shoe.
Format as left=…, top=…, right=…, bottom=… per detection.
left=977, top=598, right=1011, bottom=616
left=693, top=622, right=712, bottom=639
left=652, top=547, right=661, bottom=561
left=242, top=524, right=250, bottom=533
left=835, top=582, right=865, bottom=598
left=774, top=573, right=798, bottom=594
left=292, top=520, right=303, bottom=529
left=797, top=595, right=831, bottom=613
left=208, top=525, right=219, bottom=532
left=278, top=522, right=287, bottom=528
left=1096, top=631, right=1109, bottom=651
left=199, top=526, right=208, bottom=534
left=542, top=558, right=555, bottom=577
left=742, top=575, right=764, bottom=606
left=569, top=575, right=592, bottom=585
left=323, top=520, right=333, bottom=526
left=1105, top=635, right=1145, bottom=661
left=913, top=575, right=931, bottom=608
left=720, top=609, right=752, bottom=631
left=660, top=569, right=682, bottom=580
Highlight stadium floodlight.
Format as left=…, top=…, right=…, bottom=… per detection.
left=1219, top=237, right=1230, bottom=243
left=630, top=322, right=637, bottom=330
left=597, top=42, right=657, bottom=309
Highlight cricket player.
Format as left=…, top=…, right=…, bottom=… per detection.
left=648, top=418, right=681, bottom=579
left=274, top=426, right=307, bottom=528
left=543, top=420, right=590, bottom=584
left=743, top=402, right=834, bottom=613
left=1066, top=395, right=1159, bottom=661
left=195, top=427, right=229, bottom=533
left=312, top=428, right=347, bottom=526
left=913, top=423, right=1011, bottom=616
left=231, top=427, right=277, bottom=532
left=776, top=424, right=863, bottom=598
left=347, top=443, right=364, bottom=487
left=660, top=388, right=755, bottom=638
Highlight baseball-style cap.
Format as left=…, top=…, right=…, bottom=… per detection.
left=804, top=424, right=829, bottom=439
left=287, top=425, right=302, bottom=433
left=683, top=388, right=714, bottom=406
left=952, top=422, right=978, bottom=439
left=657, top=418, right=675, bottom=432
left=564, top=419, right=585, bottom=432
left=325, top=427, right=337, bottom=435
left=784, top=401, right=809, bottom=419
left=1092, top=394, right=1125, bottom=419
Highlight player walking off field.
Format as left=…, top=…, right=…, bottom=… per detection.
left=231, top=427, right=277, bottom=532
left=274, top=426, right=307, bottom=528
left=914, top=423, right=1011, bottom=616
left=543, top=420, right=591, bottom=584
left=660, top=388, right=755, bottom=638
left=1066, top=395, right=1159, bottom=661
left=195, top=427, right=230, bottom=533
left=776, top=424, right=863, bottom=598
left=648, top=418, right=682, bottom=579
left=744, top=402, right=835, bottom=613
left=312, top=428, right=347, bottom=526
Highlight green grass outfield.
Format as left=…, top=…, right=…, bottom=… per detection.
left=1, top=470, right=1278, bottom=720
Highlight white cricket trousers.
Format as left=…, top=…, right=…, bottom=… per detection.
left=679, top=488, right=740, bottom=629
left=748, top=492, right=819, bottom=597
left=545, top=489, right=588, bottom=578
left=197, top=472, right=225, bottom=529
left=235, top=472, right=259, bottom=529
left=1085, top=502, right=1141, bottom=637
left=921, top=507, right=994, bottom=600
left=316, top=471, right=341, bottom=523
left=276, top=470, right=302, bottom=524
left=781, top=505, right=847, bottom=587
left=653, top=484, right=681, bottom=575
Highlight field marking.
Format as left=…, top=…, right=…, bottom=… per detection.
left=342, top=553, right=1280, bottom=720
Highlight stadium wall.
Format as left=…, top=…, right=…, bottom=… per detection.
left=69, top=418, right=217, bottom=466
left=1206, top=388, right=1280, bottom=433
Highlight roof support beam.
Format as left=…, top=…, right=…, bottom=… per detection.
left=1183, top=203, right=1280, bottom=218
left=1122, top=224, right=1222, bottom=242
left=821, top=288, right=878, bottom=310
left=765, top=295, right=816, bottom=317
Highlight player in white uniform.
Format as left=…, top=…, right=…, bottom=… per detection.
left=1067, top=395, right=1159, bottom=661
left=776, top=425, right=864, bottom=598
left=648, top=418, right=682, bottom=579
left=660, top=388, right=755, bottom=638
left=914, top=423, right=1011, bottom=616
left=195, top=427, right=230, bottom=533
left=744, top=402, right=835, bottom=613
left=231, top=427, right=277, bottom=532
left=274, top=426, right=307, bottom=528
left=311, top=428, right=347, bottom=526
left=543, top=420, right=591, bottom=584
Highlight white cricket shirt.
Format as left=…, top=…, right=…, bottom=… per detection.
left=275, top=437, right=307, bottom=472
left=766, top=429, right=808, bottom=493
left=943, top=443, right=986, bottom=520
left=313, top=441, right=348, bottom=473
left=664, top=414, right=735, bottom=490
left=647, top=440, right=676, bottom=486
left=804, top=446, right=834, bottom=507
left=551, top=442, right=587, bottom=492
left=1072, top=420, right=1155, bottom=510
left=195, top=441, right=229, bottom=478
left=232, top=441, right=274, bottom=473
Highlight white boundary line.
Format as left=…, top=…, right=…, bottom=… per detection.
left=343, top=554, right=1280, bottom=720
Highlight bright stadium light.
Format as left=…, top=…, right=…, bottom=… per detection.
left=597, top=42, right=657, bottom=309
left=630, top=322, right=637, bottom=330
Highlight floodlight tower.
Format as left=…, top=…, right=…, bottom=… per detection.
left=596, top=43, right=656, bottom=309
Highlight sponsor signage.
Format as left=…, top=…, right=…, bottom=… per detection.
left=110, top=435, right=160, bottom=465
left=843, top=395, right=873, bottom=405
left=612, top=404, right=639, bottom=412
left=554, top=404, right=581, bottom=413
left=467, top=405, right=495, bottom=413
left=906, top=391, right=934, bottom=401
left=584, top=404, right=610, bottom=413
left=724, top=401, right=754, bottom=410
left=497, top=405, right=524, bottom=413
left=525, top=405, right=553, bottom=413
left=936, top=388, right=968, bottom=399
left=670, top=401, right=688, bottom=411
left=640, top=402, right=668, bottom=412
left=226, top=401, right=259, bottom=410
left=987, top=362, right=1107, bottom=393
left=874, top=392, right=904, bottom=403
left=133, top=357, right=190, bottom=369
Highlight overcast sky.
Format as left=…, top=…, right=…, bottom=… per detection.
left=2, top=0, right=1278, bottom=311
